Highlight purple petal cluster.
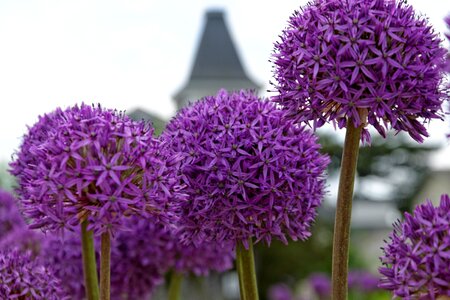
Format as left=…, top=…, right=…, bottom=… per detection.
left=272, top=0, right=448, bottom=143
left=0, top=249, right=67, bottom=299
left=0, top=227, right=43, bottom=257
left=308, top=273, right=331, bottom=297
left=379, top=194, right=450, bottom=299
left=161, top=90, right=329, bottom=246
left=110, top=216, right=234, bottom=299
left=0, top=189, right=25, bottom=238
left=111, top=216, right=173, bottom=300
left=348, top=270, right=379, bottom=292
left=40, top=232, right=87, bottom=299
left=10, top=103, right=181, bottom=235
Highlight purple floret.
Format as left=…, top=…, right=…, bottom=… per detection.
left=309, top=273, right=331, bottom=297
left=0, top=189, right=25, bottom=238
left=379, top=194, right=450, bottom=299
left=161, top=90, right=329, bottom=247
left=10, top=103, right=183, bottom=236
left=0, top=249, right=68, bottom=299
left=272, top=0, right=448, bottom=143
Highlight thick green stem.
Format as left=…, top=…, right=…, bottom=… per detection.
left=236, top=239, right=259, bottom=300
left=81, top=221, right=100, bottom=300
left=331, top=122, right=361, bottom=300
left=100, top=232, right=111, bottom=300
left=168, top=271, right=183, bottom=300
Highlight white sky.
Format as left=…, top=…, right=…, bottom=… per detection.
left=0, top=0, right=449, bottom=164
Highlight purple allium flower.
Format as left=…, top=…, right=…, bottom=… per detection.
left=40, top=231, right=87, bottom=299
left=0, top=189, right=25, bottom=238
left=0, top=227, right=43, bottom=257
left=348, top=270, right=380, bottom=292
left=272, top=0, right=448, bottom=143
left=110, top=216, right=172, bottom=300
left=379, top=194, right=450, bottom=299
left=10, top=104, right=181, bottom=235
left=0, top=249, right=67, bottom=299
left=110, top=215, right=233, bottom=299
left=268, top=283, right=294, bottom=300
left=161, top=90, right=329, bottom=246
left=309, top=273, right=331, bottom=297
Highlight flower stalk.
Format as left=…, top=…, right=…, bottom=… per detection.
left=236, top=239, right=259, bottom=300
left=81, top=220, right=100, bottom=300
left=331, top=121, right=361, bottom=300
left=100, top=232, right=111, bottom=300
left=168, top=271, right=183, bottom=300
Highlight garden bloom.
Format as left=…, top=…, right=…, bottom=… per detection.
left=0, top=189, right=25, bottom=237
left=379, top=194, right=450, bottom=299
left=0, top=249, right=67, bottom=299
left=10, top=104, right=181, bottom=235
left=0, top=227, right=43, bottom=257
left=272, top=0, right=448, bottom=143
left=111, top=215, right=233, bottom=299
left=161, top=89, right=329, bottom=247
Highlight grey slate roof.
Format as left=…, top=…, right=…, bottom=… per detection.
left=174, top=10, right=259, bottom=109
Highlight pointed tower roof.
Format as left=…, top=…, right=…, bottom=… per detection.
left=174, top=10, right=259, bottom=109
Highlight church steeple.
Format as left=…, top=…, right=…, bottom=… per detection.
left=174, top=10, right=259, bottom=109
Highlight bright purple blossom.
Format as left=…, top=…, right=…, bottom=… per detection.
left=161, top=90, right=329, bottom=246
left=0, top=189, right=25, bottom=238
left=0, top=249, right=67, bottom=299
left=272, top=0, right=448, bottom=143
left=10, top=104, right=182, bottom=235
left=379, top=194, right=450, bottom=299
left=309, top=273, right=331, bottom=298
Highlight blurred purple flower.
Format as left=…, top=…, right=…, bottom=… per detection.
left=0, top=249, right=67, bottom=299
left=379, top=194, right=450, bottom=299
left=348, top=270, right=380, bottom=292
left=272, top=0, right=448, bottom=143
left=0, top=227, right=43, bottom=257
left=10, top=104, right=182, bottom=236
left=268, top=283, right=294, bottom=300
left=161, top=89, right=329, bottom=246
left=309, top=273, right=331, bottom=297
left=40, top=231, right=87, bottom=299
left=0, top=189, right=25, bottom=238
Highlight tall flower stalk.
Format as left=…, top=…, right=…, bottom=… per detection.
left=161, top=90, right=329, bottom=300
left=81, top=221, right=100, bottom=300
left=272, top=0, right=447, bottom=298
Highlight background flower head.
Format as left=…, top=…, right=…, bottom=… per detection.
left=272, top=0, right=448, bottom=143
left=10, top=103, right=182, bottom=235
left=0, top=189, right=25, bottom=238
left=379, top=194, right=450, bottom=299
left=161, top=89, right=329, bottom=246
left=0, top=249, right=67, bottom=299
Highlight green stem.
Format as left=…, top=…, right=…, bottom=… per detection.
left=331, top=122, right=361, bottom=300
left=81, top=221, right=100, bottom=300
left=100, top=232, right=111, bottom=300
left=236, top=239, right=259, bottom=300
left=168, top=271, right=183, bottom=300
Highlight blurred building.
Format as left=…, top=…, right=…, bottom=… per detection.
left=173, top=10, right=260, bottom=109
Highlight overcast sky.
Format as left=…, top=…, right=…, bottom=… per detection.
left=0, top=0, right=449, bottom=164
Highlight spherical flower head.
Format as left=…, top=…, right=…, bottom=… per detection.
left=39, top=231, right=87, bottom=299
left=0, top=189, right=25, bottom=238
left=161, top=90, right=329, bottom=247
left=0, top=249, right=67, bottom=299
left=379, top=194, right=450, bottom=299
left=10, top=103, right=181, bottom=235
left=272, top=0, right=448, bottom=143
